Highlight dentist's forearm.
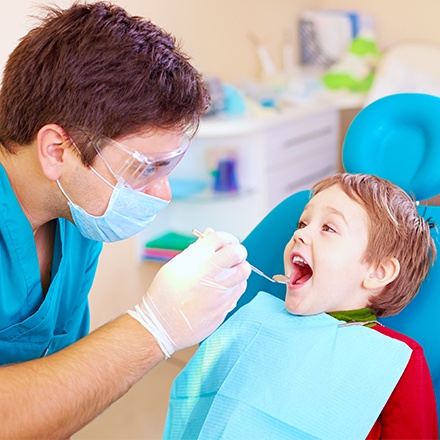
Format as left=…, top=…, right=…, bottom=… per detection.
left=0, top=314, right=163, bottom=439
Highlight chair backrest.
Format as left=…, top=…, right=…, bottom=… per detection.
left=235, top=93, right=440, bottom=418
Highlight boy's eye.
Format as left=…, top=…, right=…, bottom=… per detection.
left=322, top=224, right=336, bottom=233
left=297, top=220, right=306, bottom=229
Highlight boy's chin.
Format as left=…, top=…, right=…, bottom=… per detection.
left=285, top=297, right=311, bottom=316
left=284, top=292, right=326, bottom=317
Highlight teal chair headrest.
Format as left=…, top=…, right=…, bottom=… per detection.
left=343, top=93, right=440, bottom=201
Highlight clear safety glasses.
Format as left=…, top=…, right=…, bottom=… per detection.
left=91, top=133, right=190, bottom=192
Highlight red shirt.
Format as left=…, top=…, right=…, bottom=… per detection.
left=367, top=325, right=438, bottom=439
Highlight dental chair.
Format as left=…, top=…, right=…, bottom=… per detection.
left=234, top=92, right=440, bottom=420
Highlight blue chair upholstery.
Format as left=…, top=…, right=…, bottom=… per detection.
left=232, top=93, right=440, bottom=419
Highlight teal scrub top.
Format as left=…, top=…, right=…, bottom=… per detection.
left=0, top=165, right=103, bottom=365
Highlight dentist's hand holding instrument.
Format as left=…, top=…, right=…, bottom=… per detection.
left=128, top=229, right=251, bottom=358
left=193, top=229, right=289, bottom=284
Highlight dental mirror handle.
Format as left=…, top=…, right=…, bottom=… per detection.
left=191, top=229, right=288, bottom=284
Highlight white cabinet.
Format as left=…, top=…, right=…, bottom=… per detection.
left=262, top=108, right=339, bottom=209
left=138, top=104, right=339, bottom=257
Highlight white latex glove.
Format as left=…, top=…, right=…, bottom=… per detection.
left=127, top=229, right=251, bottom=358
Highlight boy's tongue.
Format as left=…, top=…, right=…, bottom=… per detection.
left=290, top=262, right=313, bottom=285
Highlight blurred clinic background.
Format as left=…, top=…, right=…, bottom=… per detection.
left=1, top=1, right=439, bottom=438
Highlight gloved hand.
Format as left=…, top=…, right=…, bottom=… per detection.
left=127, top=229, right=251, bottom=358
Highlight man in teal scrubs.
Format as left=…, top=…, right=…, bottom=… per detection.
left=0, top=3, right=251, bottom=437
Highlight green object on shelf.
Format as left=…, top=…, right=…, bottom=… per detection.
left=145, top=231, right=197, bottom=251
left=350, top=37, right=380, bottom=57
left=322, top=71, right=375, bottom=92
left=322, top=35, right=380, bottom=92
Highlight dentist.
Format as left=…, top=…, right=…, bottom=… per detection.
left=0, top=2, right=251, bottom=437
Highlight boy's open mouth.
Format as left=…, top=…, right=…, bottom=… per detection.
left=289, top=254, right=313, bottom=286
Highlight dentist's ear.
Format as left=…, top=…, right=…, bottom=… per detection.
left=37, top=124, right=70, bottom=181
left=363, top=257, right=400, bottom=291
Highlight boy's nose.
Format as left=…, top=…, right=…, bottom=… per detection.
left=293, top=227, right=310, bottom=245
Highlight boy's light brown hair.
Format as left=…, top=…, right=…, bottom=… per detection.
left=311, top=173, right=436, bottom=317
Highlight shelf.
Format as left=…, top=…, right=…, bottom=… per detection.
left=173, top=187, right=257, bottom=203
left=198, top=102, right=338, bottom=138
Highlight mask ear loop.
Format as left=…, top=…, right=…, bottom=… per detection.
left=88, top=164, right=115, bottom=189
left=56, top=135, right=118, bottom=212
left=56, top=166, right=115, bottom=211
left=69, top=136, right=116, bottom=189
left=56, top=179, right=74, bottom=204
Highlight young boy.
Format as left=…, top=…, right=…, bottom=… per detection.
left=164, top=173, right=438, bottom=440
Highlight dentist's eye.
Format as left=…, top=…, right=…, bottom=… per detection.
left=322, top=224, right=336, bottom=233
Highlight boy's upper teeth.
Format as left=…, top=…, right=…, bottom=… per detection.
left=293, top=255, right=307, bottom=266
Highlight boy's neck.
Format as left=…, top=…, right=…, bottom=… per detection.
left=327, top=308, right=378, bottom=328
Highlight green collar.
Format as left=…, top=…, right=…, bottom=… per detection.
left=327, top=308, right=379, bottom=328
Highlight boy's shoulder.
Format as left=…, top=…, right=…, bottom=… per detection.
left=372, top=324, right=424, bottom=353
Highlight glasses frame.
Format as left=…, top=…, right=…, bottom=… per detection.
left=87, top=132, right=190, bottom=192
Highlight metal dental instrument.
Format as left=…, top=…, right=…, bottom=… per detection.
left=192, top=229, right=289, bottom=284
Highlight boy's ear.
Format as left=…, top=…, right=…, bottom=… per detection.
left=363, top=257, right=400, bottom=291
left=37, top=124, right=70, bottom=181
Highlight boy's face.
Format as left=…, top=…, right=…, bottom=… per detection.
left=283, top=184, right=373, bottom=315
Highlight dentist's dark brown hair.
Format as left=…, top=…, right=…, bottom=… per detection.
left=0, top=2, right=209, bottom=165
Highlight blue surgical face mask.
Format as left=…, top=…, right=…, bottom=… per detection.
left=57, top=176, right=169, bottom=242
